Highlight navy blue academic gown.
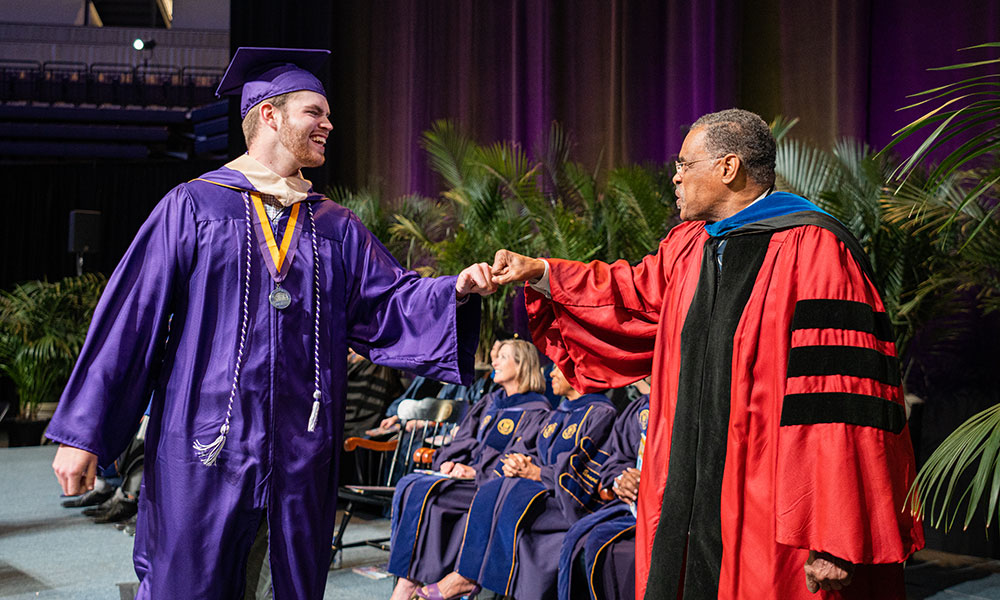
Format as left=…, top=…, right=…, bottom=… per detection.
left=387, top=390, right=551, bottom=583
left=558, top=394, right=649, bottom=600
left=456, top=394, right=617, bottom=600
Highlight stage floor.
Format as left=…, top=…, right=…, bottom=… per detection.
left=4, top=445, right=1000, bottom=599
left=0, top=445, right=392, bottom=599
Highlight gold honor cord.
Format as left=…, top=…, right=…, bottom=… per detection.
left=249, top=192, right=303, bottom=309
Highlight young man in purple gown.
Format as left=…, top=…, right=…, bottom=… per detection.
left=47, top=47, right=495, bottom=599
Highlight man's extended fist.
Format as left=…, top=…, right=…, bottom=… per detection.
left=490, top=249, right=546, bottom=286
left=456, top=262, right=498, bottom=298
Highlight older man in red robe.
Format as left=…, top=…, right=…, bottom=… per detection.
left=491, top=109, right=923, bottom=600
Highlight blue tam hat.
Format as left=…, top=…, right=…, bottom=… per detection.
left=216, top=47, right=331, bottom=119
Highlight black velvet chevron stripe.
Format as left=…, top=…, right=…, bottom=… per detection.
left=787, top=345, right=901, bottom=387
left=781, top=392, right=906, bottom=433
left=791, top=299, right=894, bottom=342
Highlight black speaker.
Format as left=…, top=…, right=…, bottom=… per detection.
left=68, top=210, right=101, bottom=254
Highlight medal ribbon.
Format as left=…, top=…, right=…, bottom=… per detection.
left=249, top=192, right=303, bottom=283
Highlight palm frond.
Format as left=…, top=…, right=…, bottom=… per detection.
left=909, top=403, right=1000, bottom=530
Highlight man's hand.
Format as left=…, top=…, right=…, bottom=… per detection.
left=52, top=444, right=98, bottom=497
left=491, top=250, right=546, bottom=286
left=365, top=415, right=402, bottom=437
left=450, top=463, right=476, bottom=479
left=456, top=262, right=497, bottom=298
left=501, top=453, right=542, bottom=481
left=613, top=467, right=641, bottom=503
left=804, top=550, right=855, bottom=593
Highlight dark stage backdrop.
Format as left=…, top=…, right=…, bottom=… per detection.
left=228, top=0, right=999, bottom=199
left=0, top=160, right=223, bottom=291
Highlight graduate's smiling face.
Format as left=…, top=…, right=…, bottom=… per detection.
left=275, top=90, right=332, bottom=169
left=673, top=127, right=725, bottom=222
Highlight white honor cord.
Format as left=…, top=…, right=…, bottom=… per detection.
left=194, top=197, right=324, bottom=465
left=307, top=202, right=322, bottom=432
left=193, top=192, right=254, bottom=466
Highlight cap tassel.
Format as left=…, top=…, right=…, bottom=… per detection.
left=193, top=424, right=230, bottom=466
left=307, top=390, right=321, bottom=432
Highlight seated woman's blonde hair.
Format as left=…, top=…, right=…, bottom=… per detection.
left=500, top=339, right=546, bottom=394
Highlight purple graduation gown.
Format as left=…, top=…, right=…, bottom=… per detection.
left=456, top=393, right=617, bottom=600
left=46, top=165, right=480, bottom=600
left=387, top=389, right=551, bottom=583
left=558, top=394, right=649, bottom=600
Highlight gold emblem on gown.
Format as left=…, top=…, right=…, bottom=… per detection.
left=497, top=418, right=515, bottom=435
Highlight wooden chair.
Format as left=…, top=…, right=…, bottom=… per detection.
left=331, top=398, right=456, bottom=566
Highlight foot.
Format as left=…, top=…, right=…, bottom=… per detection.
left=61, top=486, right=113, bottom=508
left=81, top=495, right=116, bottom=517
left=390, top=577, right=421, bottom=600
left=92, top=498, right=138, bottom=524
left=416, top=573, right=479, bottom=600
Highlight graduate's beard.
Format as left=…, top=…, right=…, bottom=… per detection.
left=278, top=121, right=325, bottom=169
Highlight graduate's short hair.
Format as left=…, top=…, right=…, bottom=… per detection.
left=500, top=339, right=546, bottom=394
left=691, top=109, right=776, bottom=189
left=241, top=92, right=293, bottom=145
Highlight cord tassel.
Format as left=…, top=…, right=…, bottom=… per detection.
left=307, top=390, right=321, bottom=432
left=307, top=203, right=323, bottom=434
left=193, top=424, right=230, bottom=466
left=194, top=192, right=252, bottom=467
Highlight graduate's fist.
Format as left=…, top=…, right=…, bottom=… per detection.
left=52, top=444, right=97, bottom=497
left=456, top=262, right=497, bottom=298
left=491, top=250, right=546, bottom=285
left=804, top=550, right=854, bottom=593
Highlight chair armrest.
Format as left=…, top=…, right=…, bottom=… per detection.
left=343, top=437, right=399, bottom=452
left=598, top=488, right=616, bottom=502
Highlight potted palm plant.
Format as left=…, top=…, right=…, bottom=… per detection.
left=874, top=42, right=1000, bottom=533
left=0, top=273, right=106, bottom=446
left=335, top=120, right=677, bottom=361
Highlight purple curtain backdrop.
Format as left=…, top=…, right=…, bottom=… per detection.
left=305, top=0, right=1000, bottom=197
left=325, top=0, right=741, bottom=198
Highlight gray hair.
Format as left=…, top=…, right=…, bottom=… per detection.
left=691, top=109, right=775, bottom=188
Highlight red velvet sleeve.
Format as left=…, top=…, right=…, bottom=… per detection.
left=772, top=226, right=924, bottom=563
left=525, top=241, right=670, bottom=393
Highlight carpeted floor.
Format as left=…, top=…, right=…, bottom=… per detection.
left=0, top=445, right=393, bottom=599
left=7, top=445, right=1000, bottom=599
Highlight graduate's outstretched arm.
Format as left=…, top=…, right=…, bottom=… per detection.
left=456, top=262, right=498, bottom=298
left=803, top=550, right=854, bottom=593
left=52, top=444, right=97, bottom=496
left=491, top=249, right=546, bottom=285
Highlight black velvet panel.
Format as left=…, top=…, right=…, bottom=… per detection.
left=791, top=299, right=894, bottom=342
left=729, top=211, right=881, bottom=296
left=787, top=345, right=901, bottom=387
left=781, top=391, right=907, bottom=433
left=643, top=233, right=771, bottom=600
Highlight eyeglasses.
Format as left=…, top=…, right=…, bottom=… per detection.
left=674, top=156, right=724, bottom=173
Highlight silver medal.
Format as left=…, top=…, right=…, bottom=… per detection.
left=269, top=286, right=292, bottom=309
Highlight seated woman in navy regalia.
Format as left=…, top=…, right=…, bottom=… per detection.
left=558, top=379, right=650, bottom=600
left=387, top=339, right=551, bottom=600
left=413, top=364, right=617, bottom=600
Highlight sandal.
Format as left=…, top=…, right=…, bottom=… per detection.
left=411, top=582, right=481, bottom=600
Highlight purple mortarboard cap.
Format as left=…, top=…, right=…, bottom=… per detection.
left=216, top=47, right=331, bottom=119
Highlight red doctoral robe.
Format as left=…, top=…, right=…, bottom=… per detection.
left=525, top=199, right=923, bottom=600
